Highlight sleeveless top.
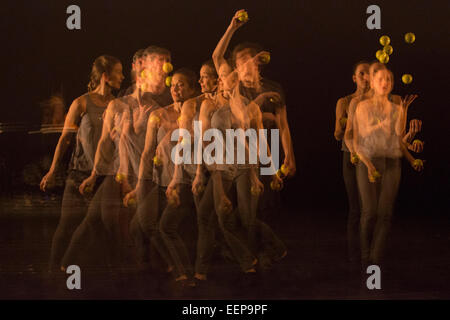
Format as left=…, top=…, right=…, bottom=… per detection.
left=69, top=94, right=105, bottom=173
left=121, top=96, right=153, bottom=178
left=121, top=90, right=172, bottom=179
left=210, top=105, right=252, bottom=181
left=355, top=98, right=402, bottom=159
left=341, top=93, right=395, bottom=152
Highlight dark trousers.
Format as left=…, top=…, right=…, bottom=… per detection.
left=49, top=170, right=92, bottom=270
left=342, top=151, right=361, bottom=262
left=130, top=182, right=172, bottom=270
left=61, top=175, right=123, bottom=268
left=356, top=157, right=401, bottom=266
left=159, top=183, right=199, bottom=277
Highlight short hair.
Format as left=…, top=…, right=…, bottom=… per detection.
left=173, top=68, right=199, bottom=91
left=132, top=49, right=145, bottom=63
left=352, top=60, right=369, bottom=75
left=144, top=45, right=171, bottom=58
left=201, top=60, right=218, bottom=78
left=231, top=42, right=264, bottom=67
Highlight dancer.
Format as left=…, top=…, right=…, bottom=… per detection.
left=40, top=55, right=123, bottom=272
left=193, top=57, right=286, bottom=283
left=123, top=68, right=197, bottom=276
left=351, top=66, right=424, bottom=271
left=159, top=63, right=217, bottom=285
left=334, top=61, right=370, bottom=264
left=212, top=10, right=295, bottom=227
left=63, top=46, right=174, bottom=270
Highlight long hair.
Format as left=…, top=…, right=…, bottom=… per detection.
left=87, top=55, right=121, bottom=92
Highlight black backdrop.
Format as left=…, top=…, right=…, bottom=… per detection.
left=2, top=0, right=449, bottom=217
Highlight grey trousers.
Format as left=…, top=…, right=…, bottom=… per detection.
left=159, top=183, right=199, bottom=278
left=61, top=175, right=123, bottom=268
left=195, top=169, right=285, bottom=275
left=129, top=182, right=172, bottom=270
left=49, top=170, right=92, bottom=270
left=356, top=157, right=401, bottom=266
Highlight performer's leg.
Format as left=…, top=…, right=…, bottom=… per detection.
left=160, top=183, right=195, bottom=279
left=370, top=158, right=401, bottom=265
left=343, top=151, right=361, bottom=263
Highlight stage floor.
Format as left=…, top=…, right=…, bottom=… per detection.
left=0, top=194, right=449, bottom=300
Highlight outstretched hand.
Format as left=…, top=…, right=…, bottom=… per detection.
left=401, top=94, right=418, bottom=110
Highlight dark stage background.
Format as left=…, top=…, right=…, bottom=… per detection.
left=0, top=0, right=450, bottom=300
left=1, top=0, right=449, bottom=216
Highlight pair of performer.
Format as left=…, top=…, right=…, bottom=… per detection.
left=335, top=61, right=424, bottom=273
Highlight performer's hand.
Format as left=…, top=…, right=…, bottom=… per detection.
left=408, top=140, right=424, bottom=153
left=254, top=50, right=271, bottom=66
left=367, top=166, right=381, bottom=183
left=167, top=185, right=180, bottom=208
left=350, top=153, right=360, bottom=165
left=79, top=175, right=96, bottom=195
left=401, top=94, right=418, bottom=110
left=411, top=159, right=425, bottom=172
left=283, top=158, right=296, bottom=178
left=230, top=9, right=248, bottom=30
left=121, top=177, right=132, bottom=196
left=192, top=174, right=205, bottom=196
left=40, top=170, right=55, bottom=192
left=218, top=195, right=233, bottom=215
left=408, top=119, right=422, bottom=135
left=270, top=174, right=284, bottom=191
left=123, top=189, right=137, bottom=207
left=250, top=176, right=264, bottom=197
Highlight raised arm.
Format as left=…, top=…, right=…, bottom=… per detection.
left=212, top=9, right=248, bottom=71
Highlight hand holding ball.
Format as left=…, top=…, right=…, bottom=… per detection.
left=237, top=11, right=249, bottom=22
left=369, top=170, right=381, bottom=183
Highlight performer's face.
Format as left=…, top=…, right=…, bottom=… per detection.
left=106, top=63, right=124, bottom=89
left=235, top=49, right=259, bottom=86
left=171, top=73, right=195, bottom=103
left=145, top=53, right=171, bottom=79
left=218, top=64, right=235, bottom=96
left=353, top=64, right=370, bottom=90
left=199, top=65, right=218, bottom=94
left=369, top=63, right=386, bottom=89
left=372, top=69, right=392, bottom=96
left=132, top=57, right=145, bottom=74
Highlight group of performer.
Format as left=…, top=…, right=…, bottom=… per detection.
left=39, top=10, right=295, bottom=288
left=334, top=61, right=424, bottom=276
left=38, top=9, right=425, bottom=291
